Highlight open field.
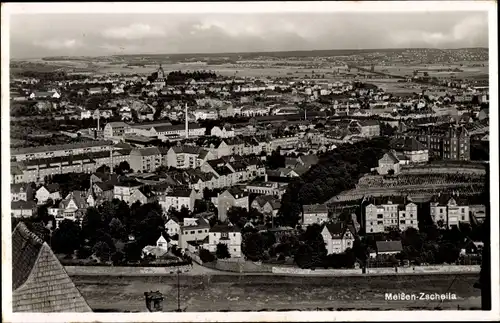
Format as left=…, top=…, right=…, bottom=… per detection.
left=72, top=273, right=480, bottom=312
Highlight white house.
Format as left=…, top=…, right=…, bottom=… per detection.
left=365, top=197, right=417, bottom=233
left=321, top=223, right=355, bottom=255
left=113, top=181, right=143, bottom=204
left=211, top=125, right=236, bottom=138
left=430, top=194, right=470, bottom=228
left=302, top=204, right=329, bottom=226
left=165, top=217, right=181, bottom=237
left=160, top=188, right=198, bottom=213
left=35, top=184, right=61, bottom=205
left=206, top=223, right=242, bottom=258
left=179, top=217, right=210, bottom=250
left=142, top=233, right=170, bottom=259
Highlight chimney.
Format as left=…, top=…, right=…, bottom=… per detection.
left=97, top=109, right=100, bottom=131
left=185, top=103, right=189, bottom=139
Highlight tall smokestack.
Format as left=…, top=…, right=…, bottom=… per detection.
left=97, top=109, right=100, bottom=131
left=185, top=103, right=189, bottom=139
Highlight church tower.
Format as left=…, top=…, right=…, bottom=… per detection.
left=157, top=64, right=165, bottom=79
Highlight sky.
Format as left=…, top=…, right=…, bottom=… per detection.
left=9, top=11, right=489, bottom=58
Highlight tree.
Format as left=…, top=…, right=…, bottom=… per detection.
left=114, top=161, right=131, bottom=175
left=111, top=251, right=125, bottom=265
left=124, top=241, right=142, bottom=263
left=242, top=232, right=266, bottom=261
left=216, top=243, right=231, bottom=259
left=82, top=207, right=104, bottom=238
left=199, top=248, right=216, bottom=263
left=51, top=219, right=82, bottom=255
left=92, top=241, right=111, bottom=262
left=96, top=164, right=111, bottom=173
left=109, top=218, right=126, bottom=240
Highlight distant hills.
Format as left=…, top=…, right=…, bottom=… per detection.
left=36, top=47, right=488, bottom=62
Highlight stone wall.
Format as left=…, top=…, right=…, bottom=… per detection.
left=65, top=265, right=192, bottom=276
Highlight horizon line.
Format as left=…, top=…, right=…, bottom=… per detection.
left=11, top=46, right=489, bottom=60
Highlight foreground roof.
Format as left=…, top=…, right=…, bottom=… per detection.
left=12, top=222, right=92, bottom=312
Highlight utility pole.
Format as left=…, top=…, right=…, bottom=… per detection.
left=176, top=269, right=181, bottom=312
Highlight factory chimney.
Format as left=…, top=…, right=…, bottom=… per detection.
left=185, top=103, right=189, bottom=139
left=96, top=109, right=100, bottom=131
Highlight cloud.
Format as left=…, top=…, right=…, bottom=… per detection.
left=33, top=39, right=82, bottom=50
left=389, top=15, right=488, bottom=48
left=102, top=23, right=166, bottom=40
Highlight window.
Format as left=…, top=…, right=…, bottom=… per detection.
left=440, top=209, right=443, bottom=214
left=461, top=208, right=465, bottom=213
left=370, top=228, right=373, bottom=233
left=190, top=231, right=195, bottom=234
left=198, top=230, right=202, bottom=233
left=461, top=216, right=465, bottom=221
left=400, top=220, right=405, bottom=224
left=410, top=220, right=413, bottom=224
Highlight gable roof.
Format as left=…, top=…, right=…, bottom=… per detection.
left=303, top=204, right=328, bottom=214
left=376, top=240, right=403, bottom=253
left=12, top=222, right=92, bottom=312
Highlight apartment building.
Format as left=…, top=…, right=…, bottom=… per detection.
left=103, top=122, right=130, bottom=139
left=404, top=124, right=470, bottom=160
left=302, top=204, right=329, bottom=226
left=113, top=180, right=143, bottom=204
left=179, top=217, right=210, bottom=250
left=166, top=145, right=214, bottom=169
left=206, top=223, right=242, bottom=257
left=14, top=150, right=131, bottom=184
left=430, top=194, right=470, bottom=228
left=216, top=187, right=249, bottom=222
left=159, top=188, right=198, bottom=213
left=365, top=197, right=418, bottom=233
left=129, top=147, right=162, bottom=173
left=11, top=140, right=116, bottom=162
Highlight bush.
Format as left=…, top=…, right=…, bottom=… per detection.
left=199, top=248, right=216, bottom=263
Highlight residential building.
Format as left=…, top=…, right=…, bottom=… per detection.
left=365, top=197, right=418, bottom=233
left=404, top=124, right=470, bottom=160
left=103, top=122, right=130, bottom=139
left=397, top=202, right=419, bottom=232
left=430, top=194, right=470, bottom=228
left=391, top=137, right=429, bottom=163
left=11, top=200, right=37, bottom=218
left=250, top=195, right=281, bottom=218
left=11, top=140, right=116, bottom=162
left=165, top=217, right=181, bottom=237
left=11, top=183, right=32, bottom=202
left=302, top=204, right=329, bottom=226
left=129, top=186, right=157, bottom=205
left=159, top=188, right=198, bottom=213
left=113, top=180, right=143, bottom=204
left=179, top=217, right=210, bottom=250
left=216, top=187, right=249, bottom=222
left=246, top=181, right=287, bottom=198
left=211, top=125, right=235, bottom=138
left=166, top=145, right=213, bottom=169
left=35, top=184, right=61, bottom=204
left=49, top=191, right=91, bottom=227
left=321, top=223, right=355, bottom=254
left=376, top=151, right=402, bottom=175
left=129, top=147, right=162, bottom=173
left=206, top=223, right=242, bottom=257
